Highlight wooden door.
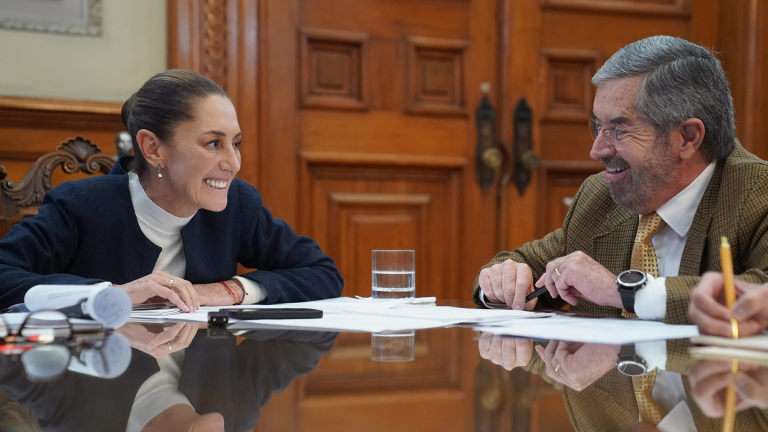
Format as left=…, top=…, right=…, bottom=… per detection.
left=257, top=1, right=497, bottom=430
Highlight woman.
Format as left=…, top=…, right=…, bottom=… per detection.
left=0, top=70, right=343, bottom=312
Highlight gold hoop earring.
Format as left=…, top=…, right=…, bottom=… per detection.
left=157, top=163, right=163, bottom=180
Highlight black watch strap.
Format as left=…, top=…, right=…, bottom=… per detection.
left=619, top=289, right=636, bottom=313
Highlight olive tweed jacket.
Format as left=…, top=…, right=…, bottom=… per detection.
left=472, top=142, right=768, bottom=325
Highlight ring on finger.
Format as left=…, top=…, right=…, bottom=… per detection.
left=168, top=343, right=173, bottom=350
left=168, top=279, right=174, bottom=289
left=554, top=267, right=561, bottom=277
left=555, top=364, right=561, bottom=373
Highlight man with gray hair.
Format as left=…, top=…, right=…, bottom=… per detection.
left=474, top=35, right=768, bottom=430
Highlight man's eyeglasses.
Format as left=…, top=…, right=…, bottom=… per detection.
left=0, top=310, right=72, bottom=345
left=588, top=119, right=644, bottom=146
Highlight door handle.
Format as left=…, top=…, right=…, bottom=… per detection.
left=476, top=83, right=501, bottom=192
left=512, top=97, right=538, bottom=195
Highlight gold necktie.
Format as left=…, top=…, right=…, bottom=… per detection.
left=626, top=212, right=666, bottom=425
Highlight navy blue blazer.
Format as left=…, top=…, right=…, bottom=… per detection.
left=0, top=156, right=343, bottom=308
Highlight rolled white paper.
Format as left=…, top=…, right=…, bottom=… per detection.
left=24, top=285, right=132, bottom=329
left=67, top=332, right=132, bottom=379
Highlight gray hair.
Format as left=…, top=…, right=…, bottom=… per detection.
left=592, top=35, right=735, bottom=161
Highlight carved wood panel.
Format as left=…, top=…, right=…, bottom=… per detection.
left=300, top=28, right=369, bottom=110
left=406, top=36, right=470, bottom=116
left=540, top=49, right=601, bottom=122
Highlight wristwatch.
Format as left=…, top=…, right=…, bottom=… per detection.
left=616, top=344, right=648, bottom=376
left=616, top=269, right=647, bottom=314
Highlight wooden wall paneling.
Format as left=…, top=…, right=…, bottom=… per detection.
left=0, top=97, right=124, bottom=186
left=256, top=0, right=300, bottom=225
left=405, top=36, right=470, bottom=116
left=540, top=0, right=689, bottom=17
left=300, top=28, right=369, bottom=111
left=717, top=0, right=766, bottom=157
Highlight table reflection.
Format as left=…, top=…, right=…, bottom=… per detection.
left=0, top=325, right=337, bottom=432
left=475, top=332, right=768, bottom=432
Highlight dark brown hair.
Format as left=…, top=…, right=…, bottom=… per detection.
left=120, top=69, right=230, bottom=175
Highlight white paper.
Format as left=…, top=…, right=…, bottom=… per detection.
left=475, top=316, right=699, bottom=344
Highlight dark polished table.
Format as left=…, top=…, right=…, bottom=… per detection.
left=0, top=301, right=766, bottom=432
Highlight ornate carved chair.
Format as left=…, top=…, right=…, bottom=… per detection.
left=0, top=136, right=118, bottom=238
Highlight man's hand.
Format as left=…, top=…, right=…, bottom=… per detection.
left=534, top=251, right=622, bottom=309
left=689, top=359, right=768, bottom=417
left=689, top=272, right=768, bottom=337
left=478, top=332, right=534, bottom=370
left=478, top=259, right=538, bottom=310
left=535, top=341, right=620, bottom=391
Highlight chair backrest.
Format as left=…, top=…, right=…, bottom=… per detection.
left=0, top=136, right=117, bottom=237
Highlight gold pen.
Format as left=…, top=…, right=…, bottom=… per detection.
left=720, top=236, right=738, bottom=432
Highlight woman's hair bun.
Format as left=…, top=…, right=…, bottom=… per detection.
left=121, top=93, right=137, bottom=128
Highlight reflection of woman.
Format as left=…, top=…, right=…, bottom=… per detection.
left=0, top=70, right=343, bottom=311
left=0, top=328, right=337, bottom=432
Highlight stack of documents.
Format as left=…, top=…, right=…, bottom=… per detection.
left=128, top=297, right=553, bottom=333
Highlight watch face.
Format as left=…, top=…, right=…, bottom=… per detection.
left=620, top=270, right=645, bottom=284
left=618, top=361, right=646, bottom=376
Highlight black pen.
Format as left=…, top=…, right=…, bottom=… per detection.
left=525, top=286, right=549, bottom=302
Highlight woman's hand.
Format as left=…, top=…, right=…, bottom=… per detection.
left=194, top=280, right=244, bottom=306
left=116, top=322, right=202, bottom=358
left=689, top=272, right=768, bottom=337
left=119, top=271, right=199, bottom=312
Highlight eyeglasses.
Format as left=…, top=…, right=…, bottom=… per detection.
left=0, top=310, right=73, bottom=345
left=588, top=119, right=644, bottom=146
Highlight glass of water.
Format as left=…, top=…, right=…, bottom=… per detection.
left=372, top=250, right=415, bottom=300
left=371, top=331, right=415, bottom=362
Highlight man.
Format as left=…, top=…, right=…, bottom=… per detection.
left=474, top=36, right=768, bottom=323
left=474, top=35, right=768, bottom=431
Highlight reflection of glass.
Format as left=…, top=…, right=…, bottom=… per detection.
left=372, top=250, right=415, bottom=299
left=371, top=331, right=415, bottom=362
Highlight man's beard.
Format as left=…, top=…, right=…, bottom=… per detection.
left=602, top=141, right=677, bottom=215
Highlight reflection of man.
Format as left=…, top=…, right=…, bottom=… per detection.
left=474, top=35, right=768, bottom=431
left=479, top=335, right=768, bottom=431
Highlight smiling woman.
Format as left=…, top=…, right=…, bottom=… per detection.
left=0, top=70, right=344, bottom=312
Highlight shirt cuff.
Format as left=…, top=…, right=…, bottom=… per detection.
left=634, top=274, right=666, bottom=321
left=635, top=340, right=667, bottom=371
left=233, top=276, right=267, bottom=305
left=479, top=292, right=508, bottom=309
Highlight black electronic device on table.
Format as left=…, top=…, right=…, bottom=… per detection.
left=220, top=308, right=323, bottom=320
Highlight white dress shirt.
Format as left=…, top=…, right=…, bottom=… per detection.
left=633, top=161, right=716, bottom=431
